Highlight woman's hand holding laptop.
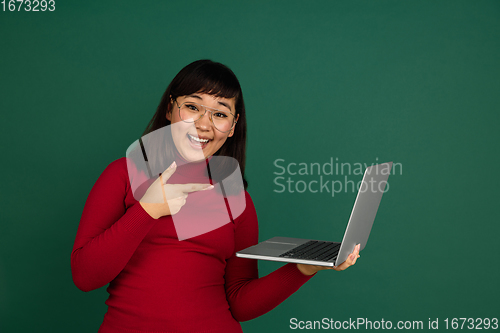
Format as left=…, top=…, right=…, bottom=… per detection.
left=296, top=244, right=361, bottom=276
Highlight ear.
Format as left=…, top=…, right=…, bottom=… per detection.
left=228, top=114, right=239, bottom=137
left=166, top=97, right=173, bottom=121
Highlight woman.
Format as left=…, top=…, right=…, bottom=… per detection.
left=71, top=60, right=360, bottom=333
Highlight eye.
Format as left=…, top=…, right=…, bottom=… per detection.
left=213, top=111, right=228, bottom=119
left=185, top=103, right=200, bottom=112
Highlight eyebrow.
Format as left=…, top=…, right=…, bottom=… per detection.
left=186, top=94, right=203, bottom=101
left=185, top=94, right=233, bottom=111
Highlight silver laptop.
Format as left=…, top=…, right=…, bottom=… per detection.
left=236, top=162, right=393, bottom=267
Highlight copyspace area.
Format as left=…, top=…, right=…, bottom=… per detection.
left=0, top=1, right=499, bottom=332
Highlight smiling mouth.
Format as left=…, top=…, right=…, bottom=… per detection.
left=187, top=133, right=210, bottom=148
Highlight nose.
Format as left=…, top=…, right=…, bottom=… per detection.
left=195, top=108, right=212, bottom=131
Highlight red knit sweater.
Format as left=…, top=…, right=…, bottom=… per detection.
left=71, top=157, right=314, bottom=333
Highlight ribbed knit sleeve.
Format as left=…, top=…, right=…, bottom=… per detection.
left=71, top=159, right=157, bottom=292
left=224, top=192, right=315, bottom=322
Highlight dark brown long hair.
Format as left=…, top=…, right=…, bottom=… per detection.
left=142, top=60, right=248, bottom=189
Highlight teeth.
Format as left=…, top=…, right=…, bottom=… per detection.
left=188, top=134, right=209, bottom=143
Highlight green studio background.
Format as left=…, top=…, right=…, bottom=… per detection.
left=1, top=1, right=499, bottom=332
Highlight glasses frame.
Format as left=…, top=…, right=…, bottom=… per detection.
left=174, top=99, right=237, bottom=133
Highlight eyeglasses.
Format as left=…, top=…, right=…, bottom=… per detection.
left=175, top=100, right=237, bottom=133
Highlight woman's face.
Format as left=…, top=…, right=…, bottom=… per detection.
left=167, top=93, right=237, bottom=162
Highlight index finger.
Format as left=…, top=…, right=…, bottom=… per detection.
left=178, top=183, right=214, bottom=193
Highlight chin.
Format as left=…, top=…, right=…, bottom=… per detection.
left=179, top=150, right=206, bottom=163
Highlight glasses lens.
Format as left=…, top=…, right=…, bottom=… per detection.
left=179, top=102, right=234, bottom=132
left=211, top=109, right=234, bottom=133
left=179, top=102, right=202, bottom=123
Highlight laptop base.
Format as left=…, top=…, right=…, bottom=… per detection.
left=236, top=237, right=340, bottom=267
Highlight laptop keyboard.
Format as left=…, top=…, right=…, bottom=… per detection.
left=279, top=240, right=340, bottom=262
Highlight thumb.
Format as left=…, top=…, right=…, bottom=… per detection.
left=159, top=161, right=177, bottom=184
